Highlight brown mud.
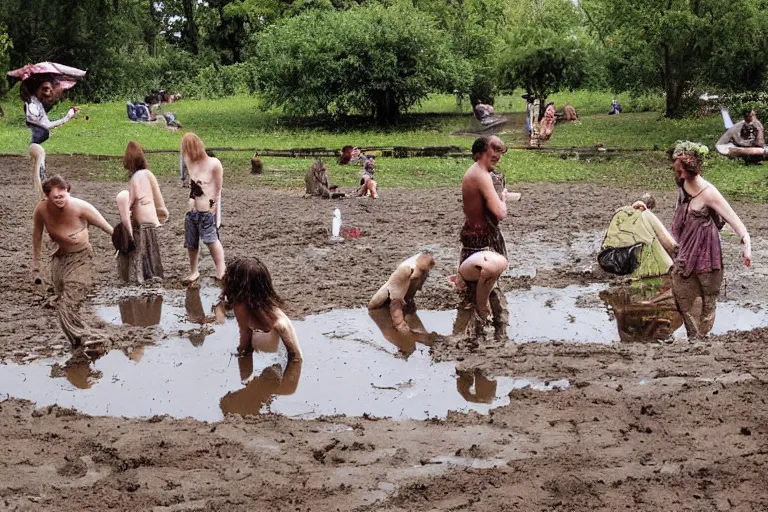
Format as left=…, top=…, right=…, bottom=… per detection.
left=1, top=155, right=768, bottom=511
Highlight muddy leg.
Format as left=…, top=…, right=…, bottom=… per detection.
left=698, top=270, right=723, bottom=336
left=672, top=271, right=704, bottom=339
left=489, top=286, right=508, bottom=326
left=207, top=241, right=226, bottom=280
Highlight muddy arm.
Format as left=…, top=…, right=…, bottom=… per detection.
left=82, top=202, right=113, bottom=236
left=480, top=173, right=507, bottom=221
left=148, top=172, right=169, bottom=222
left=707, top=190, right=751, bottom=265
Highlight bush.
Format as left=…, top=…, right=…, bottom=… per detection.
left=181, top=62, right=259, bottom=99
left=252, top=4, right=469, bottom=123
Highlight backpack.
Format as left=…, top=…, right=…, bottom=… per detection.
left=598, top=243, right=643, bottom=275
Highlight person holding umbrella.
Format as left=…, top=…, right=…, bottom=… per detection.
left=7, top=62, right=86, bottom=198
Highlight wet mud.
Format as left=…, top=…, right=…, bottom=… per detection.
left=2, top=155, right=768, bottom=511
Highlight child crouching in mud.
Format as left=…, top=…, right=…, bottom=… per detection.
left=221, top=257, right=303, bottom=361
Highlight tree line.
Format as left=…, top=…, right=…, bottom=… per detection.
left=1, top=0, right=767, bottom=121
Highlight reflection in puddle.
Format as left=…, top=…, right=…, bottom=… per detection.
left=600, top=279, right=683, bottom=342
left=118, top=295, right=163, bottom=327
left=0, top=307, right=567, bottom=422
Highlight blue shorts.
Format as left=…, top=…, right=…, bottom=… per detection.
left=184, top=211, right=218, bottom=249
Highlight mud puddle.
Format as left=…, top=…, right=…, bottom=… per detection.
left=0, top=300, right=568, bottom=422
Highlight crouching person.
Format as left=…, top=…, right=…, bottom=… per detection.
left=368, top=252, right=435, bottom=332
left=305, top=158, right=345, bottom=198
left=115, top=141, right=168, bottom=283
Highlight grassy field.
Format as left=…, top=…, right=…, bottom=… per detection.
left=1, top=90, right=766, bottom=201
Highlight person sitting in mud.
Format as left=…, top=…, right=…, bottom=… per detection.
left=115, top=141, right=168, bottom=284
left=538, top=102, right=556, bottom=141
left=456, top=136, right=511, bottom=327
left=369, top=252, right=436, bottom=333
left=32, top=175, right=113, bottom=353
left=599, top=192, right=678, bottom=280
left=715, top=109, right=766, bottom=158
left=181, top=133, right=226, bottom=282
left=561, top=104, right=578, bottom=122
left=222, top=257, right=303, bottom=361
left=670, top=141, right=752, bottom=338
left=358, top=155, right=378, bottom=199
left=21, top=77, right=79, bottom=198
left=305, top=158, right=345, bottom=199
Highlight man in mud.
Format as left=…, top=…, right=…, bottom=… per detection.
left=181, top=133, right=226, bottom=282
left=304, top=158, right=345, bottom=198
left=32, top=175, right=113, bottom=351
left=116, top=141, right=168, bottom=283
left=455, top=136, right=514, bottom=332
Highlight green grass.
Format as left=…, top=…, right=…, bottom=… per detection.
left=2, top=90, right=766, bottom=202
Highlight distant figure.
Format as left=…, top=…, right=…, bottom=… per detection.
left=609, top=99, right=622, bottom=115
left=473, top=102, right=495, bottom=123
left=562, top=104, right=578, bottom=122
left=715, top=109, right=766, bottom=158
left=339, top=145, right=354, bottom=165
left=599, top=193, right=678, bottom=280
left=305, top=158, right=345, bottom=198
left=222, top=257, right=303, bottom=361
left=538, top=102, right=556, bottom=141
left=32, top=175, right=113, bottom=352
left=251, top=154, right=263, bottom=174
left=369, top=252, right=436, bottom=332
left=358, top=155, right=378, bottom=199
left=670, top=142, right=752, bottom=338
left=115, top=141, right=168, bottom=284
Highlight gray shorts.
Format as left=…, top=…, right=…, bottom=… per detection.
left=184, top=211, right=218, bottom=249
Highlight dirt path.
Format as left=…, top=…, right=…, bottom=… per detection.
left=1, top=155, right=767, bottom=511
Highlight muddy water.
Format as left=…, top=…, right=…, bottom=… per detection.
left=0, top=302, right=568, bottom=422
left=1, top=283, right=764, bottom=423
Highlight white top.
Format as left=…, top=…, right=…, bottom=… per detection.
left=25, top=96, right=75, bottom=130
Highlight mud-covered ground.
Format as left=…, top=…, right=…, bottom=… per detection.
left=1, top=155, right=768, bottom=511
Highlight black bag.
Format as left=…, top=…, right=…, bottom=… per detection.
left=112, top=223, right=136, bottom=254
left=598, top=243, right=643, bottom=275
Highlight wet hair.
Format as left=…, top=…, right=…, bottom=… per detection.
left=222, top=257, right=284, bottom=323
left=123, top=140, right=149, bottom=174
left=675, top=152, right=703, bottom=176
left=181, top=133, right=208, bottom=164
left=42, top=175, right=71, bottom=195
left=638, top=192, right=656, bottom=210
left=472, top=136, right=490, bottom=161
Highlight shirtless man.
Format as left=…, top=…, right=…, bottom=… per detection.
left=181, top=133, right=225, bottom=282
left=32, top=175, right=113, bottom=350
left=116, top=141, right=168, bottom=283
left=456, top=136, right=510, bottom=323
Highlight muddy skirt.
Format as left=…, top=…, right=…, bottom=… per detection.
left=118, top=224, right=164, bottom=284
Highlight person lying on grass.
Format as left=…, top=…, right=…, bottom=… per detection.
left=222, top=257, right=303, bottom=361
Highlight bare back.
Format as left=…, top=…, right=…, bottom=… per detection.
left=129, top=170, right=164, bottom=226
left=461, top=162, right=504, bottom=230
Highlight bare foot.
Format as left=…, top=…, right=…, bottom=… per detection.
left=183, top=271, right=200, bottom=285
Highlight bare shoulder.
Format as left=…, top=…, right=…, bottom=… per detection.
left=273, top=310, right=294, bottom=333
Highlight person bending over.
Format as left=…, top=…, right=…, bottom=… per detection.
left=222, top=257, right=303, bottom=361
left=115, top=141, right=168, bottom=283
left=181, top=133, right=226, bottom=282
left=368, top=252, right=436, bottom=332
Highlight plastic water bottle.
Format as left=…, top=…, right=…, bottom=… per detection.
left=332, top=208, right=341, bottom=238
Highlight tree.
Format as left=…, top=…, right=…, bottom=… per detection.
left=580, top=0, right=768, bottom=118
left=252, top=3, right=468, bottom=123
left=497, top=0, right=589, bottom=115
